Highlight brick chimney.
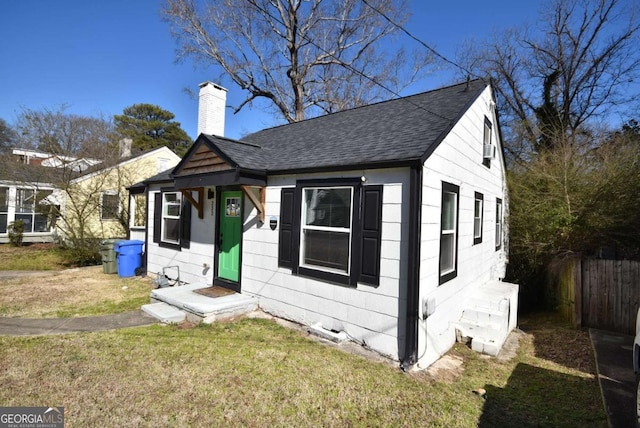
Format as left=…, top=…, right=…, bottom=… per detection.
left=198, top=81, right=227, bottom=137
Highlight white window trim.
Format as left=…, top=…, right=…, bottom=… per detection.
left=440, top=191, right=457, bottom=276
left=299, top=186, right=354, bottom=276
left=162, top=191, right=181, bottom=244
left=129, top=193, right=146, bottom=229
left=483, top=116, right=493, bottom=167
left=439, top=182, right=459, bottom=285
left=496, top=198, right=503, bottom=250
left=474, top=192, right=483, bottom=244
left=100, top=191, right=120, bottom=221
left=483, top=119, right=492, bottom=148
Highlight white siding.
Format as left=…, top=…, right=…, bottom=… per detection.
left=416, top=86, right=508, bottom=368
left=129, top=229, right=145, bottom=242
left=141, top=86, right=510, bottom=367
left=241, top=168, right=410, bottom=360
left=146, top=185, right=217, bottom=285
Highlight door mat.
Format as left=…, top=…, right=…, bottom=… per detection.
left=193, top=286, right=236, bottom=298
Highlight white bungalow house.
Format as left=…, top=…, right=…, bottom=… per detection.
left=138, top=80, right=518, bottom=369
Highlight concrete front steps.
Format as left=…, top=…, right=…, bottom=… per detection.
left=454, top=281, right=519, bottom=356
left=142, top=283, right=257, bottom=324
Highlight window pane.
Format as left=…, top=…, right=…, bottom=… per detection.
left=0, top=187, right=8, bottom=212
left=440, top=233, right=454, bottom=273
left=0, top=214, right=6, bottom=233
left=16, top=214, right=33, bottom=233
left=34, top=214, right=49, bottom=232
left=442, top=192, right=456, bottom=230
left=133, top=195, right=146, bottom=227
left=166, top=204, right=181, bottom=217
left=225, top=197, right=241, bottom=217
left=474, top=218, right=482, bottom=238
left=474, top=198, right=482, bottom=239
left=102, top=194, right=119, bottom=220
left=17, top=189, right=35, bottom=213
left=304, top=188, right=351, bottom=228
left=484, top=120, right=492, bottom=146
left=163, top=218, right=180, bottom=242
left=303, top=229, right=349, bottom=272
left=164, top=193, right=181, bottom=217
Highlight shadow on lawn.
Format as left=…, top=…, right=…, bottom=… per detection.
left=519, top=313, right=596, bottom=374
left=478, top=363, right=605, bottom=427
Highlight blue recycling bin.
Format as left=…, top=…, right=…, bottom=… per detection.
left=114, top=240, right=144, bottom=278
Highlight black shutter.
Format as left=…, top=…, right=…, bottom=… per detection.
left=180, top=196, right=191, bottom=249
left=278, top=188, right=295, bottom=268
left=358, top=185, right=383, bottom=286
left=153, top=192, right=161, bottom=243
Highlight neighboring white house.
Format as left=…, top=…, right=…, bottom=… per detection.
left=0, top=149, right=85, bottom=243
left=0, top=179, right=60, bottom=243
left=137, top=79, right=518, bottom=369
left=0, top=146, right=180, bottom=244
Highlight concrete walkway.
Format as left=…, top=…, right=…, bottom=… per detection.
left=590, top=328, right=636, bottom=428
left=0, top=270, right=57, bottom=281
left=0, top=311, right=156, bottom=336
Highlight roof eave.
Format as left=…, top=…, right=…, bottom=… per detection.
left=266, top=158, right=422, bottom=176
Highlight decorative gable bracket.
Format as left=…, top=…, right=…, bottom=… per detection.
left=241, top=185, right=266, bottom=223
left=181, top=187, right=204, bottom=219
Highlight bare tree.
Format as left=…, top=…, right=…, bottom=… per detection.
left=0, top=118, right=17, bottom=154
left=11, top=107, right=132, bottom=261
left=459, top=0, right=640, bottom=159
left=163, top=0, right=432, bottom=123
left=16, top=105, right=116, bottom=161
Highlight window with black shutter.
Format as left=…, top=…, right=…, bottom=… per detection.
left=278, top=180, right=383, bottom=287
left=154, top=189, right=191, bottom=250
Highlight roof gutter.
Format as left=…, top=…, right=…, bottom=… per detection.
left=400, top=162, right=422, bottom=371
left=267, top=158, right=421, bottom=176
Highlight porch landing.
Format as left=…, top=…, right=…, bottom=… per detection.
left=143, top=283, right=257, bottom=324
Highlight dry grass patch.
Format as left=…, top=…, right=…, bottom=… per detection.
left=0, top=265, right=152, bottom=317
left=0, top=314, right=606, bottom=427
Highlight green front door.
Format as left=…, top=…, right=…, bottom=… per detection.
left=218, top=191, right=242, bottom=282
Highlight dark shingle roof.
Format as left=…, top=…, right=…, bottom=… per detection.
left=224, top=79, right=488, bottom=172
left=162, top=79, right=489, bottom=186
left=0, top=158, right=67, bottom=184
left=202, top=135, right=265, bottom=170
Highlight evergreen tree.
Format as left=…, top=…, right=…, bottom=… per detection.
left=114, top=104, right=191, bottom=156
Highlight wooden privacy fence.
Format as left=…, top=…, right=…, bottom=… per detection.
left=557, top=258, right=640, bottom=335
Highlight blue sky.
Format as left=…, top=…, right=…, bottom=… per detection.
left=0, top=1, right=535, bottom=141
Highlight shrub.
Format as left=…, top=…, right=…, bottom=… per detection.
left=58, top=239, right=102, bottom=267
left=8, top=220, right=24, bottom=247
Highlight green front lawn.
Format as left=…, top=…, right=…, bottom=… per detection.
left=0, top=243, right=69, bottom=270
left=0, top=314, right=606, bottom=427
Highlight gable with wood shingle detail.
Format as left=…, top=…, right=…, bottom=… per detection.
left=173, top=138, right=234, bottom=177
